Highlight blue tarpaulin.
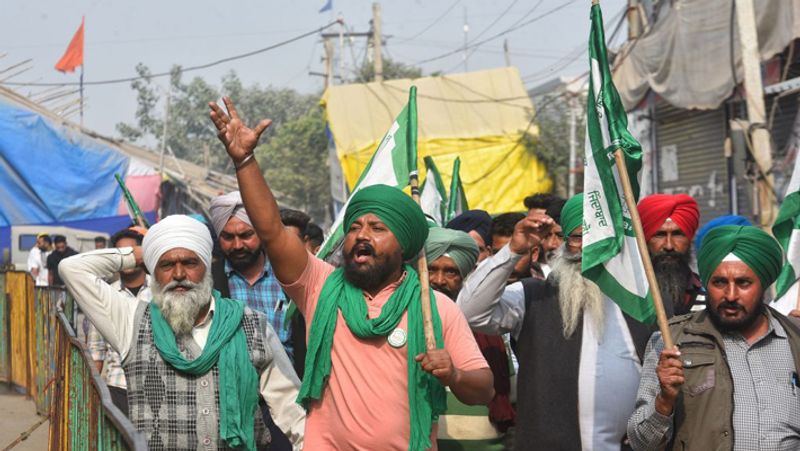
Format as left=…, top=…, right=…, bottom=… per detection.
left=0, top=100, right=129, bottom=227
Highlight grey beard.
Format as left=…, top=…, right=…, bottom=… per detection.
left=151, top=272, right=213, bottom=337
left=550, top=245, right=605, bottom=339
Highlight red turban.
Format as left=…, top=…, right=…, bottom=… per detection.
left=637, top=194, right=700, bottom=241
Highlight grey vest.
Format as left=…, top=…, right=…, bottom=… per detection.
left=122, top=301, right=271, bottom=450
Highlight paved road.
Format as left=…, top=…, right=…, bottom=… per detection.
left=0, top=385, right=49, bottom=451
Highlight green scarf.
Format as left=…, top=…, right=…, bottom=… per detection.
left=150, top=290, right=259, bottom=450
left=297, top=264, right=447, bottom=451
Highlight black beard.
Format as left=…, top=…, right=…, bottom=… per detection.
left=707, top=299, right=765, bottom=333
left=224, top=248, right=261, bottom=272
left=342, top=243, right=403, bottom=292
left=653, top=250, right=692, bottom=316
left=430, top=282, right=455, bottom=299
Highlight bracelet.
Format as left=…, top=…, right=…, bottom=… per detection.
left=235, top=153, right=256, bottom=171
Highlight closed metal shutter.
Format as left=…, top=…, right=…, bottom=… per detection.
left=654, top=100, right=732, bottom=227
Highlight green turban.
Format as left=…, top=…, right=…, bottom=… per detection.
left=344, top=184, right=428, bottom=260
left=424, top=227, right=479, bottom=277
left=697, top=225, right=784, bottom=288
left=559, top=193, right=584, bottom=235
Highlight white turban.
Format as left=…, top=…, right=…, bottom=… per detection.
left=142, top=215, right=213, bottom=273
left=208, top=191, right=252, bottom=237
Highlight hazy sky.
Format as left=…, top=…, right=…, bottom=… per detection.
left=2, top=0, right=627, bottom=138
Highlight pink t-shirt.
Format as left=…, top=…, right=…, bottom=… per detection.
left=283, top=256, right=488, bottom=451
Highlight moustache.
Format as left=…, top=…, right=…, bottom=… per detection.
left=349, top=242, right=376, bottom=259
left=161, top=280, right=199, bottom=292
left=717, top=300, right=744, bottom=312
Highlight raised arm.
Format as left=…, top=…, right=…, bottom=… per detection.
left=59, top=247, right=144, bottom=358
left=457, top=214, right=551, bottom=337
left=208, top=97, right=308, bottom=284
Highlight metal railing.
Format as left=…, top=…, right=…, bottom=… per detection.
left=0, top=271, right=146, bottom=450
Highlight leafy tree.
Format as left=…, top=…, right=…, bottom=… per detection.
left=353, top=57, right=422, bottom=82
left=116, top=65, right=328, bottom=220
left=524, top=93, right=586, bottom=198
left=257, top=108, right=331, bottom=221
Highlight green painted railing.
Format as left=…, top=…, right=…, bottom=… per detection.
left=0, top=271, right=146, bottom=450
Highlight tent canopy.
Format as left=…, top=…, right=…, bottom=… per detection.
left=321, top=67, right=552, bottom=214
left=613, top=0, right=800, bottom=111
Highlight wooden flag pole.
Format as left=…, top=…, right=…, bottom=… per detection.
left=793, top=279, right=800, bottom=311
left=613, top=150, right=674, bottom=348
left=410, top=172, right=438, bottom=351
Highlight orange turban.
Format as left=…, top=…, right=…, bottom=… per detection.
left=637, top=194, right=700, bottom=241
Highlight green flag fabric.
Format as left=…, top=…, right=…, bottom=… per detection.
left=420, top=156, right=448, bottom=226
left=580, top=4, right=655, bottom=324
left=445, top=157, right=468, bottom=224
left=317, top=86, right=419, bottom=260
left=773, top=154, right=800, bottom=299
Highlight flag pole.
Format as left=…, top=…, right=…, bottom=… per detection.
left=410, top=173, right=437, bottom=351
left=407, top=85, right=437, bottom=351
left=79, top=63, right=84, bottom=127
left=612, top=149, right=674, bottom=348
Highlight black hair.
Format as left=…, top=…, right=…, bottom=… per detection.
left=94, top=235, right=107, bottom=243
left=545, top=198, right=567, bottom=223
left=523, top=193, right=564, bottom=211
left=304, top=223, right=324, bottom=246
left=491, top=212, right=526, bottom=238
left=53, top=235, right=67, bottom=244
left=280, top=208, right=311, bottom=234
left=41, top=235, right=52, bottom=245
left=109, top=228, right=144, bottom=247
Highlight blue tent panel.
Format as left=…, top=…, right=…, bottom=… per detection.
left=0, top=101, right=129, bottom=226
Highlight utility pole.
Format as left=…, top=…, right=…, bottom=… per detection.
left=338, top=22, right=345, bottom=84
left=568, top=94, right=578, bottom=197
left=735, top=0, right=775, bottom=226
left=159, top=85, right=171, bottom=176
left=627, top=0, right=641, bottom=40
left=463, top=7, right=469, bottom=72
left=503, top=39, right=511, bottom=67
left=323, top=38, right=334, bottom=89
left=372, top=2, right=383, bottom=82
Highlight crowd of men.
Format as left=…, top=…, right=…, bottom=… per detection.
left=47, top=97, right=800, bottom=450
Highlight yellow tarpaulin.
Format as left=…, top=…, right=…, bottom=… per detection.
left=321, top=67, right=552, bottom=214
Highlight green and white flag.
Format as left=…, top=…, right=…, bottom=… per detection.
left=317, top=86, right=418, bottom=260
left=420, top=156, right=448, bottom=226
left=581, top=3, right=655, bottom=324
left=773, top=155, right=800, bottom=299
left=445, top=157, right=468, bottom=224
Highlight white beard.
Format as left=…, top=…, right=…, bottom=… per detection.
left=549, top=246, right=605, bottom=339
left=151, top=272, right=213, bottom=337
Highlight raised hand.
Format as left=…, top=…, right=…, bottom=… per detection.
left=208, top=96, right=272, bottom=165
left=509, top=212, right=554, bottom=255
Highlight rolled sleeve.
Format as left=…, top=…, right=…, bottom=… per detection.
left=86, top=324, right=107, bottom=361
left=457, top=244, right=526, bottom=338
left=627, top=332, right=674, bottom=450
left=258, top=319, right=306, bottom=450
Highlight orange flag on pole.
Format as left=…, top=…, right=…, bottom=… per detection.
left=55, top=17, right=84, bottom=73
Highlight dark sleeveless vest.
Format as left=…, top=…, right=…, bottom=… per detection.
left=122, top=302, right=271, bottom=450
left=513, top=278, right=655, bottom=451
